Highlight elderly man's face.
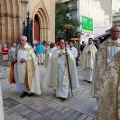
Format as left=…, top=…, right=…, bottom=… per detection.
left=59, top=39, right=65, bottom=49
left=19, top=37, right=26, bottom=46
left=110, top=26, right=120, bottom=40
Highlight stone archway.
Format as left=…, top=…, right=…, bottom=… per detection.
left=34, top=14, right=40, bottom=41
left=33, top=7, right=50, bottom=42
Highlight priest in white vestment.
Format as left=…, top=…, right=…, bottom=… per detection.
left=43, top=39, right=79, bottom=100
left=10, top=36, right=41, bottom=98
left=43, top=42, right=56, bottom=68
left=81, top=38, right=97, bottom=83
left=90, top=25, right=120, bottom=112
left=96, top=51, right=120, bottom=120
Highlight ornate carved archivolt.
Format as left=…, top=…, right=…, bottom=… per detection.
left=0, top=13, right=19, bottom=18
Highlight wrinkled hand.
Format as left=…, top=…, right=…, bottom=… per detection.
left=88, top=50, right=91, bottom=54
left=58, top=52, right=63, bottom=57
left=12, top=58, right=17, bottom=64
left=20, top=58, right=26, bottom=63
left=65, top=52, right=69, bottom=56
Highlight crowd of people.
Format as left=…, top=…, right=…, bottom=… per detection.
left=0, top=37, right=101, bottom=67
left=0, top=25, right=120, bottom=120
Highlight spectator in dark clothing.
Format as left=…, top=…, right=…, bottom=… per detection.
left=80, top=41, right=86, bottom=53
left=95, top=40, right=101, bottom=49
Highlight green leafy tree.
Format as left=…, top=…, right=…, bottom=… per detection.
left=55, top=2, right=80, bottom=38
left=55, top=2, right=67, bottom=37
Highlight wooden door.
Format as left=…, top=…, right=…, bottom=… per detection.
left=34, top=15, right=40, bottom=41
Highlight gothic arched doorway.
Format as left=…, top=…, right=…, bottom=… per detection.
left=34, top=15, right=40, bottom=41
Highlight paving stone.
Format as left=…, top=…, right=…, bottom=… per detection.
left=43, top=109, right=57, bottom=117
left=14, top=106, right=30, bottom=114
left=48, top=111, right=62, bottom=119
left=82, top=107, right=96, bottom=116
left=20, top=109, right=33, bottom=115
left=50, top=112, right=68, bottom=120
left=60, top=107, right=70, bottom=114
left=4, top=104, right=28, bottom=115
left=36, top=116, right=50, bottom=120
left=25, top=111, right=42, bottom=120
left=76, top=114, right=89, bottom=120
left=4, top=104, right=23, bottom=115
left=64, top=109, right=76, bottom=116
left=38, top=107, right=52, bottom=114
left=64, top=111, right=83, bottom=120
left=4, top=112, right=23, bottom=120
left=46, top=102, right=57, bottom=108
left=3, top=97, right=20, bottom=108
left=53, top=105, right=65, bottom=112
left=85, top=116, right=95, bottom=120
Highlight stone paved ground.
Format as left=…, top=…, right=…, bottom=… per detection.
left=0, top=61, right=96, bottom=120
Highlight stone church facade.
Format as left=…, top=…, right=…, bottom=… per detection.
left=0, top=0, right=55, bottom=47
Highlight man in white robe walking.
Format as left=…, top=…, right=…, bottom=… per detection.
left=10, top=36, right=41, bottom=98
left=68, top=41, right=78, bottom=60
left=44, top=39, right=79, bottom=100
left=43, top=42, right=56, bottom=68
left=81, top=38, right=97, bottom=83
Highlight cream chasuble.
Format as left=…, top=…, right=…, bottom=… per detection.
left=10, top=43, right=41, bottom=94
left=43, top=48, right=79, bottom=98
left=17, top=49, right=27, bottom=83
left=80, top=43, right=97, bottom=81
left=43, top=47, right=57, bottom=68
left=96, top=51, right=120, bottom=120
left=81, top=43, right=97, bottom=70
left=90, top=38, right=120, bottom=98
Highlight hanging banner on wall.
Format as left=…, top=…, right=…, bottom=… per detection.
left=82, top=16, right=93, bottom=33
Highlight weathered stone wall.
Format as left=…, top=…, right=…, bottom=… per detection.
left=0, top=0, right=55, bottom=47
left=0, top=0, right=19, bottom=47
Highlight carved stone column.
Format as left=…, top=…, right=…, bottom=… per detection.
left=19, top=0, right=28, bottom=35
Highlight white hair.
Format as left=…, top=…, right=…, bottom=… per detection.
left=20, top=36, right=27, bottom=41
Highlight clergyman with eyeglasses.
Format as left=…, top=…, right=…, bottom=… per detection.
left=90, top=25, right=120, bottom=119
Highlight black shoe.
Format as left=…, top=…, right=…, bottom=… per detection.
left=76, top=64, right=79, bottom=66
left=41, top=63, right=43, bottom=65
left=38, top=63, right=39, bottom=65
left=20, top=92, right=28, bottom=98
left=28, top=93, right=34, bottom=97
left=88, top=81, right=92, bottom=84
left=60, top=98, right=67, bottom=101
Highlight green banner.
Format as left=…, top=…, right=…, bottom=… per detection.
left=82, top=16, right=93, bottom=33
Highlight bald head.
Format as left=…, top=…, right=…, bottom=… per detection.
left=19, top=36, right=27, bottom=46
left=110, top=25, right=120, bottom=40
